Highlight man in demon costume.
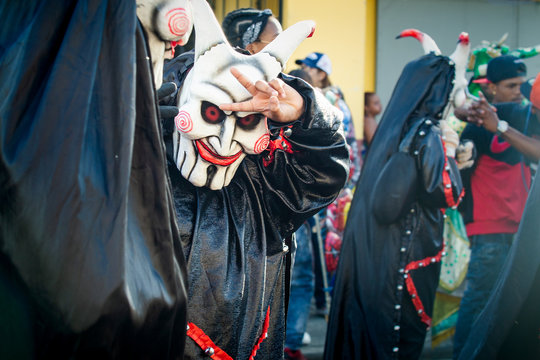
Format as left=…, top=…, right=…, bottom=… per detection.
left=161, top=1, right=349, bottom=359
left=324, top=30, right=471, bottom=359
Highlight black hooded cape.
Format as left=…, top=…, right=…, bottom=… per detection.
left=325, top=54, right=464, bottom=360
left=0, top=1, right=187, bottom=358
left=458, top=163, right=540, bottom=359
left=163, top=54, right=350, bottom=360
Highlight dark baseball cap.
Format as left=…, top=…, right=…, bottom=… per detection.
left=473, top=55, right=527, bottom=84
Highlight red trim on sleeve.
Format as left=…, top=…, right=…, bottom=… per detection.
left=441, top=140, right=465, bottom=209
left=262, top=127, right=294, bottom=167
left=404, top=247, right=445, bottom=327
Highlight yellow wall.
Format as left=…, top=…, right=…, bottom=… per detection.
left=282, top=0, right=368, bottom=139
left=365, top=0, right=377, bottom=92
left=215, top=0, right=376, bottom=139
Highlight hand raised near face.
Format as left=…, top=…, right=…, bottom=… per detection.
left=466, top=92, right=500, bottom=132
left=219, top=67, right=304, bottom=123
left=454, top=92, right=498, bottom=131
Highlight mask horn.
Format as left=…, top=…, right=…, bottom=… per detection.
left=191, top=0, right=229, bottom=60
left=396, top=28, right=441, bottom=55
left=450, top=32, right=470, bottom=69
left=258, top=21, right=316, bottom=69
left=449, top=32, right=472, bottom=103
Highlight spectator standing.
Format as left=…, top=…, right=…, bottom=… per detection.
left=453, top=56, right=540, bottom=358
left=363, top=92, right=382, bottom=147
left=456, top=73, right=540, bottom=359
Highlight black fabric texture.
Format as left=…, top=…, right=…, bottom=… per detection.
left=163, top=55, right=349, bottom=360
left=458, top=164, right=540, bottom=360
left=0, top=1, right=187, bottom=358
left=371, top=120, right=425, bottom=225
left=324, top=53, right=463, bottom=360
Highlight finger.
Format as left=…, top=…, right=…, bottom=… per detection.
left=478, top=91, right=486, bottom=102
left=157, top=82, right=177, bottom=100
left=268, top=96, right=280, bottom=112
left=476, top=92, right=491, bottom=108
left=255, top=80, right=278, bottom=97
left=470, top=102, right=481, bottom=111
left=230, top=67, right=257, bottom=95
left=268, top=78, right=286, bottom=98
left=219, top=100, right=255, bottom=113
left=159, top=105, right=180, bottom=119
left=457, top=150, right=472, bottom=161
left=457, top=159, right=474, bottom=170
left=466, top=116, right=482, bottom=125
left=472, top=105, right=487, bottom=115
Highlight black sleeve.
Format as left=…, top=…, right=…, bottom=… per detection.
left=248, top=74, right=350, bottom=238
left=416, top=121, right=464, bottom=209
left=461, top=123, right=492, bottom=156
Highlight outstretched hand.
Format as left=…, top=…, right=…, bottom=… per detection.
left=454, top=92, right=499, bottom=133
left=219, top=67, right=305, bottom=123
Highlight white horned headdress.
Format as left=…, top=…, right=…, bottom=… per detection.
left=397, top=29, right=472, bottom=118
left=137, top=0, right=194, bottom=88
left=172, top=0, right=315, bottom=190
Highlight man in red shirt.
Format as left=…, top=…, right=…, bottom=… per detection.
left=453, top=57, right=540, bottom=358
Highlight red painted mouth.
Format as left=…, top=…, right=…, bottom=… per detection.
left=195, top=140, right=243, bottom=166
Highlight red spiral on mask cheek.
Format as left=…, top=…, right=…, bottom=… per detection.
left=254, top=134, right=270, bottom=154
left=175, top=110, right=193, bottom=133
left=166, top=8, right=190, bottom=37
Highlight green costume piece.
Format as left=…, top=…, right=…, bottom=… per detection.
left=468, top=33, right=540, bottom=96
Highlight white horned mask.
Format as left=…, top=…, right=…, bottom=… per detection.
left=172, top=0, right=315, bottom=190
left=137, top=0, right=194, bottom=88
left=397, top=29, right=472, bottom=119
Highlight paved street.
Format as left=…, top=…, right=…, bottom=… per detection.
left=302, top=311, right=326, bottom=360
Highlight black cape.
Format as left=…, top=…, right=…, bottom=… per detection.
left=0, top=1, right=187, bottom=358
left=458, top=164, right=540, bottom=359
left=163, top=55, right=350, bottom=360
left=325, top=54, right=464, bottom=360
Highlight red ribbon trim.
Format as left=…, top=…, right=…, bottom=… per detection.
left=187, top=306, right=271, bottom=360
left=187, top=322, right=233, bottom=360
left=262, top=127, right=294, bottom=167
left=404, top=246, right=445, bottom=327
left=441, top=139, right=465, bottom=209
left=249, top=306, right=271, bottom=360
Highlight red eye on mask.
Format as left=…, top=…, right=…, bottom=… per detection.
left=237, top=114, right=264, bottom=130
left=201, top=101, right=225, bottom=124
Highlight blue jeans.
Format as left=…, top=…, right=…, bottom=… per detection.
left=453, top=233, right=514, bottom=359
left=285, top=222, right=315, bottom=350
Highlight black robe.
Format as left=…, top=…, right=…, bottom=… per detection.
left=163, top=56, right=350, bottom=360
left=325, top=54, right=464, bottom=360
left=0, top=1, right=188, bottom=358
left=458, top=166, right=540, bottom=359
